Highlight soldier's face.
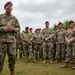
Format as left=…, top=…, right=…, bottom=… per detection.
left=39, top=30, right=41, bottom=33
left=45, top=23, right=49, bottom=28
left=70, top=23, right=74, bottom=28
left=4, top=4, right=13, bottom=13
left=26, top=29, right=29, bottom=32
left=58, top=25, right=62, bottom=29
left=30, top=29, right=32, bottom=32
left=36, top=30, right=39, bottom=34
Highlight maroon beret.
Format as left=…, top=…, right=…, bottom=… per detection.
left=58, top=22, right=62, bottom=26
left=4, top=1, right=13, bottom=9
left=25, top=26, right=29, bottom=30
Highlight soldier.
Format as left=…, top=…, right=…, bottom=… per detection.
left=33, top=29, right=43, bottom=62
left=42, top=21, right=54, bottom=64
left=29, top=28, right=34, bottom=57
left=0, top=2, right=20, bottom=75
left=22, top=26, right=33, bottom=63
left=55, top=22, right=66, bottom=62
left=61, top=21, right=75, bottom=69
left=38, top=28, right=43, bottom=60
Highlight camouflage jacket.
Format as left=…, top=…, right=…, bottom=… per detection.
left=55, top=29, right=66, bottom=44
left=22, top=31, right=32, bottom=44
left=33, top=33, right=43, bottom=44
left=16, top=32, right=22, bottom=44
left=66, top=28, right=75, bottom=45
left=0, top=13, right=20, bottom=43
left=42, top=28, right=54, bottom=42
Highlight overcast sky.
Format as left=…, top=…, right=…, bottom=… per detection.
left=0, top=0, right=75, bottom=31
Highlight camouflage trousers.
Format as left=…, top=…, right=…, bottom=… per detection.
left=0, top=42, right=16, bottom=73
left=16, top=43, right=20, bottom=59
left=56, top=44, right=66, bottom=60
left=32, top=43, right=34, bottom=56
left=33, top=44, right=42, bottom=59
left=53, top=44, right=56, bottom=60
left=42, top=41, right=54, bottom=60
left=19, top=43, right=23, bottom=59
left=23, top=42, right=33, bottom=59
left=39, top=45, right=43, bottom=59
left=65, top=44, right=75, bottom=63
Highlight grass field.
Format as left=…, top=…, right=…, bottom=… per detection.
left=2, top=57, right=75, bottom=75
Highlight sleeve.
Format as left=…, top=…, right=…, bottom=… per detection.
left=41, top=29, right=45, bottom=40
left=13, top=18, right=20, bottom=33
left=48, top=30, right=55, bottom=40
left=65, top=31, right=69, bottom=42
left=0, top=15, right=4, bottom=32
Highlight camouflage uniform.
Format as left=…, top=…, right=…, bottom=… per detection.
left=0, top=13, right=20, bottom=73
left=33, top=32, right=43, bottom=61
left=22, top=31, right=33, bottom=62
left=42, top=28, right=54, bottom=63
left=55, top=29, right=66, bottom=62
left=65, top=28, right=75, bottom=63
left=39, top=32, right=43, bottom=60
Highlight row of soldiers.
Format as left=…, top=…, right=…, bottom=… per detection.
left=16, top=21, right=75, bottom=69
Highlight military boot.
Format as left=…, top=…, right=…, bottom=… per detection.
left=61, top=63, right=68, bottom=68
left=33, top=58, right=38, bottom=63
left=55, top=59, right=59, bottom=63
left=72, top=64, right=75, bottom=69
left=25, top=58, right=28, bottom=63
left=10, top=71, right=15, bottom=75
left=49, top=60, right=53, bottom=64
left=43, top=59, right=46, bottom=64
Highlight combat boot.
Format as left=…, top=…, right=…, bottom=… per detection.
left=72, top=64, right=75, bottom=69
left=25, top=58, right=28, bottom=63
left=55, top=59, right=59, bottom=63
left=61, top=59, right=65, bottom=62
left=10, top=71, right=15, bottom=75
left=43, top=59, right=46, bottom=64
left=49, top=59, right=53, bottom=64
left=33, top=59, right=38, bottom=63
left=61, top=63, right=68, bottom=68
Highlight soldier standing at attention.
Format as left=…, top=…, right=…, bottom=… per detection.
left=61, top=21, right=75, bottom=69
left=38, top=28, right=43, bottom=60
left=55, top=22, right=66, bottom=62
left=29, top=28, right=34, bottom=57
left=0, top=2, right=20, bottom=75
left=42, top=21, right=54, bottom=64
left=22, top=27, right=33, bottom=63
left=33, top=29, right=43, bottom=63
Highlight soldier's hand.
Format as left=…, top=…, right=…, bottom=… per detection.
left=67, top=40, right=71, bottom=44
left=45, top=38, right=48, bottom=41
left=8, top=27, right=14, bottom=32
left=28, top=41, right=30, bottom=44
left=3, top=27, right=9, bottom=32
left=3, top=26, right=14, bottom=32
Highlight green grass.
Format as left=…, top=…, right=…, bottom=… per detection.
left=2, top=57, right=75, bottom=75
